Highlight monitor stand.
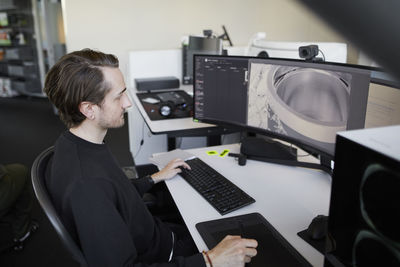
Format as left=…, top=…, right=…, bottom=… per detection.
left=240, top=137, right=332, bottom=174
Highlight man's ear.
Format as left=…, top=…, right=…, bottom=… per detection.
left=79, top=101, right=96, bottom=120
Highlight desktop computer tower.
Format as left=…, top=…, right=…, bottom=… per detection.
left=325, top=125, right=400, bottom=267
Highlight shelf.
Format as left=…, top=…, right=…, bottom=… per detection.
left=0, top=59, right=35, bottom=64
left=0, top=7, right=17, bottom=12
left=0, top=44, right=31, bottom=48
left=0, top=27, right=33, bottom=34
left=0, top=0, right=27, bottom=11
left=0, top=0, right=43, bottom=96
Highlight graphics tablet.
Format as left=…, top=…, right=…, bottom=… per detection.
left=196, top=213, right=311, bottom=267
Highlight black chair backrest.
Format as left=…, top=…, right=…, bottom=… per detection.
left=31, top=146, right=88, bottom=267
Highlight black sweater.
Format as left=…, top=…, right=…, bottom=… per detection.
left=45, top=131, right=205, bottom=267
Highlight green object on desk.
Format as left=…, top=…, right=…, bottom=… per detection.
left=206, top=150, right=218, bottom=155
left=219, top=149, right=230, bottom=157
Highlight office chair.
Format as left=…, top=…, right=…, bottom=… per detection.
left=31, top=146, right=88, bottom=267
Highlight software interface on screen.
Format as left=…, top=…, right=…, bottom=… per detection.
left=194, top=56, right=249, bottom=125
left=194, top=55, right=372, bottom=157
left=246, top=58, right=371, bottom=155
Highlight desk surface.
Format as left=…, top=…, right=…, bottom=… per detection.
left=164, top=144, right=331, bottom=267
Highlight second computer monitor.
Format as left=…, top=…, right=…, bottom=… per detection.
left=194, top=55, right=372, bottom=158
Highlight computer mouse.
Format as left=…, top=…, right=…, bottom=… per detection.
left=306, top=215, right=328, bottom=240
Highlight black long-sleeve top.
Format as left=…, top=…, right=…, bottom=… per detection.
left=45, top=131, right=205, bottom=267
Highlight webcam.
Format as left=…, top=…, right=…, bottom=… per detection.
left=299, top=45, right=321, bottom=61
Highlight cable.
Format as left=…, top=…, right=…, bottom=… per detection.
left=176, top=137, right=183, bottom=148
left=318, top=49, right=326, bottom=61
left=134, top=121, right=145, bottom=158
left=220, top=134, right=226, bottom=145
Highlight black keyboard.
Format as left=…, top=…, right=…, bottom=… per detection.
left=179, top=157, right=255, bottom=215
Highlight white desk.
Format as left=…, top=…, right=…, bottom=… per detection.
left=129, top=86, right=239, bottom=164
left=128, top=87, right=220, bottom=165
left=164, top=144, right=332, bottom=267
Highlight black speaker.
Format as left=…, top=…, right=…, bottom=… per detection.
left=325, top=126, right=400, bottom=267
left=134, top=76, right=179, bottom=91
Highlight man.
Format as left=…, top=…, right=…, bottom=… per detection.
left=43, top=49, right=257, bottom=267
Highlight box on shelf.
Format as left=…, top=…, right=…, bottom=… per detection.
left=0, top=0, right=17, bottom=10
left=0, top=77, right=18, bottom=97
left=5, top=46, right=33, bottom=60
left=0, top=29, right=11, bottom=45
left=0, top=12, right=8, bottom=27
left=7, top=62, right=36, bottom=77
left=8, top=13, right=28, bottom=27
left=0, top=63, right=7, bottom=75
left=11, top=78, right=40, bottom=94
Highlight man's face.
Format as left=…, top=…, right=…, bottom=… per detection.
left=96, top=67, right=132, bottom=129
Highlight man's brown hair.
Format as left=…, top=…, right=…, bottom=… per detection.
left=44, top=48, right=119, bottom=128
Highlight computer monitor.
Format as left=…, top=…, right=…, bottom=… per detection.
left=193, top=55, right=375, bottom=161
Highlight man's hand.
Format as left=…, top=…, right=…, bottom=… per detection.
left=151, top=158, right=191, bottom=183
left=205, top=235, right=258, bottom=267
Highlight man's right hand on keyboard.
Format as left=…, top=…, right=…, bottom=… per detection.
left=150, top=158, right=191, bottom=183
left=203, top=235, right=258, bottom=267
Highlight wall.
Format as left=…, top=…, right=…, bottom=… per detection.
left=61, top=0, right=358, bottom=78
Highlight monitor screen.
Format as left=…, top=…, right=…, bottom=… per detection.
left=194, top=55, right=373, bottom=159
left=194, top=55, right=249, bottom=125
